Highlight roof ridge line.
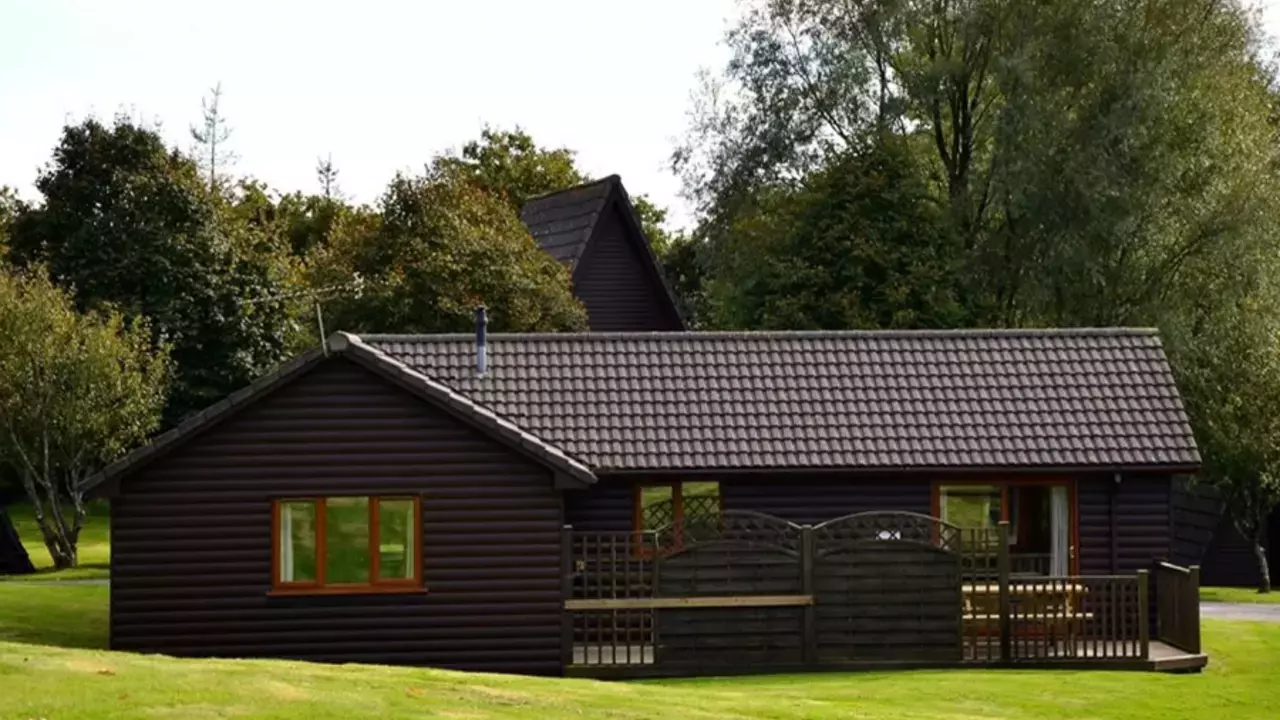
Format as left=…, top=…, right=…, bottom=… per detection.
left=519, top=175, right=618, bottom=206
left=359, top=327, right=1162, bottom=342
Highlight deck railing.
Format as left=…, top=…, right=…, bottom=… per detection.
left=1155, top=561, right=1201, bottom=654
left=963, top=574, right=1148, bottom=662
left=562, top=517, right=1159, bottom=675
left=563, top=529, right=660, bottom=668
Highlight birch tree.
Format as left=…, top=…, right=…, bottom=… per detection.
left=0, top=268, right=169, bottom=568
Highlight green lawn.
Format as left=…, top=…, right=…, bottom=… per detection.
left=1201, top=586, right=1280, bottom=604
left=1, top=580, right=1279, bottom=719
left=1, top=500, right=110, bottom=581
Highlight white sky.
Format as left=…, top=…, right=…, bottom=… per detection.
left=1, top=1, right=1277, bottom=231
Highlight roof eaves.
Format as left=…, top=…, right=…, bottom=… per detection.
left=604, top=178, right=689, bottom=330
left=339, top=335, right=598, bottom=486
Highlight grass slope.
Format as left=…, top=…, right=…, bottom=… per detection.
left=1, top=500, right=110, bottom=581
left=1201, top=586, right=1280, bottom=604
left=1, top=582, right=1279, bottom=720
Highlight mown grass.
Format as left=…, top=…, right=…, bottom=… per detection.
left=0, top=580, right=1278, bottom=720
left=1201, top=586, right=1280, bottom=604
left=0, top=583, right=107, bottom=649
left=1, top=500, right=110, bottom=581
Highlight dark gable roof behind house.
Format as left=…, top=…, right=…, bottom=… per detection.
left=519, top=177, right=615, bottom=267
left=363, top=329, right=1201, bottom=473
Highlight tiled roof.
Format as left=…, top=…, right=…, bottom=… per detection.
left=81, top=334, right=597, bottom=495
left=519, top=177, right=615, bottom=267
left=363, top=329, right=1201, bottom=473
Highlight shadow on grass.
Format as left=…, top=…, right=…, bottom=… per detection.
left=0, top=563, right=111, bottom=583
left=0, top=584, right=109, bottom=650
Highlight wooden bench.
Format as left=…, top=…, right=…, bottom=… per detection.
left=963, top=582, right=1091, bottom=641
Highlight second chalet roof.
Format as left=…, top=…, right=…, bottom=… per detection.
left=519, top=176, right=616, bottom=266
left=362, top=329, right=1201, bottom=473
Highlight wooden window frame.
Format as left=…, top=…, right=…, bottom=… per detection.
left=632, top=481, right=686, bottom=557
left=269, top=495, right=423, bottom=596
left=931, top=477, right=1080, bottom=575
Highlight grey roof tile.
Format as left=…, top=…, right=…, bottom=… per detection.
left=360, top=328, right=1201, bottom=472
left=518, top=177, right=615, bottom=267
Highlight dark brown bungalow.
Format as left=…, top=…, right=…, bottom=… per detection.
left=85, top=327, right=1208, bottom=677
left=520, top=176, right=685, bottom=332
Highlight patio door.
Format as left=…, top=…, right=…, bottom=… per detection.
left=935, top=480, right=1076, bottom=576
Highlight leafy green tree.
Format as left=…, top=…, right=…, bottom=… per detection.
left=311, top=166, right=587, bottom=334
left=8, top=116, right=297, bottom=423
left=0, top=267, right=169, bottom=568
left=704, top=141, right=965, bottom=330
left=681, top=0, right=1279, bottom=327
left=0, top=187, right=20, bottom=263
left=1166, top=249, right=1280, bottom=593
left=438, top=127, right=586, bottom=210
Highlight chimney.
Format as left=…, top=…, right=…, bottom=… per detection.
left=475, top=305, right=488, bottom=376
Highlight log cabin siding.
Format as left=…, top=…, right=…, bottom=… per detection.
left=1199, top=513, right=1279, bottom=587
left=718, top=475, right=931, bottom=525
left=1077, top=475, right=1173, bottom=575
left=572, top=473, right=1174, bottom=575
left=564, top=481, right=633, bottom=532
left=572, top=204, right=682, bottom=332
left=110, top=357, right=565, bottom=675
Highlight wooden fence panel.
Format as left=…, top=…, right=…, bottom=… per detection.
left=813, top=513, right=964, bottom=663
left=1155, top=562, right=1201, bottom=654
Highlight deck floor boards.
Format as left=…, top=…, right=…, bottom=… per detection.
left=569, top=640, right=1207, bottom=673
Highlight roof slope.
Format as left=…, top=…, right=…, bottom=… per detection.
left=363, top=329, right=1201, bottom=473
left=519, top=177, right=614, bottom=266
left=82, top=334, right=596, bottom=494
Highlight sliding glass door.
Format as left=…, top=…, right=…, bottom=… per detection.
left=935, top=480, right=1075, bottom=576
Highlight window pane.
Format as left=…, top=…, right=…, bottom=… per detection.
left=378, top=498, right=415, bottom=581
left=325, top=497, right=371, bottom=584
left=940, top=485, right=1002, bottom=529
left=640, top=485, right=675, bottom=531
left=682, top=482, right=721, bottom=533
left=279, top=501, right=317, bottom=583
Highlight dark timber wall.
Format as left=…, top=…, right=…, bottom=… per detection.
left=1077, top=474, right=1173, bottom=575
left=569, top=473, right=1176, bottom=576
left=719, top=475, right=931, bottom=525
left=573, top=204, right=682, bottom=332
left=109, top=358, right=564, bottom=675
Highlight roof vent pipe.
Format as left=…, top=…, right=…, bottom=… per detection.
left=475, top=305, right=488, bottom=376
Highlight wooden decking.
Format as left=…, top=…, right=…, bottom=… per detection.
left=570, top=640, right=1207, bottom=675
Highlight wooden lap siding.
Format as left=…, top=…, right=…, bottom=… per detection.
left=573, top=206, right=681, bottom=332
left=110, top=358, right=564, bottom=675
left=720, top=476, right=931, bottom=525
left=1077, top=474, right=1173, bottom=575
left=572, top=474, right=1174, bottom=574
left=564, top=482, right=633, bottom=532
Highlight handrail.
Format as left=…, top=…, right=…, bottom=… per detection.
left=1154, top=561, right=1201, bottom=654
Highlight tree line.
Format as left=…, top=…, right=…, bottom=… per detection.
left=2, top=0, right=1279, bottom=590
left=666, top=0, right=1280, bottom=590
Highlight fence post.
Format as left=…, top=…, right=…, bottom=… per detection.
left=993, top=515, right=1013, bottom=661
left=997, top=521, right=1011, bottom=663
left=801, top=525, right=817, bottom=667
left=1189, top=565, right=1201, bottom=654
left=560, top=525, right=574, bottom=674
left=650, top=531, right=661, bottom=597
left=1137, top=569, right=1150, bottom=660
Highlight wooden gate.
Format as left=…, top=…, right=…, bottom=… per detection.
left=653, top=511, right=805, bottom=670
left=812, top=512, right=964, bottom=663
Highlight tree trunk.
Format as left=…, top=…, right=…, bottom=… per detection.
left=37, top=515, right=77, bottom=570
left=1253, top=535, right=1272, bottom=594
